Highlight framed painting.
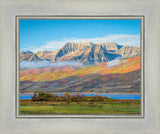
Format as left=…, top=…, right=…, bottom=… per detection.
left=0, top=0, right=160, bottom=134
left=16, top=16, right=144, bottom=118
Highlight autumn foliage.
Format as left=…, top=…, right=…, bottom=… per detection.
left=20, top=56, right=140, bottom=82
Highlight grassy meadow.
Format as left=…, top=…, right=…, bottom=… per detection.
left=20, top=99, right=140, bottom=115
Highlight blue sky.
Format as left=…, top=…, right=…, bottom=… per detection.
left=20, top=19, right=141, bottom=52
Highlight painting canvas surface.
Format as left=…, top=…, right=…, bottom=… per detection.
left=18, top=17, right=143, bottom=116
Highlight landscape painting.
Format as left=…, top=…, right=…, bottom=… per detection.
left=18, top=18, right=142, bottom=116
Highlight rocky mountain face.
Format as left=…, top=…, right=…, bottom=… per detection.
left=20, top=51, right=41, bottom=62
left=20, top=42, right=140, bottom=65
left=117, top=45, right=140, bottom=58
left=95, top=42, right=122, bottom=51
left=53, top=41, right=121, bottom=65
left=36, top=50, right=58, bottom=60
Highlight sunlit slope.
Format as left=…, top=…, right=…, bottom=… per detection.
left=20, top=56, right=140, bottom=82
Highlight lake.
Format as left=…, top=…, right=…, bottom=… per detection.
left=20, top=93, right=140, bottom=100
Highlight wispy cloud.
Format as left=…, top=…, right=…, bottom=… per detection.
left=20, top=61, right=83, bottom=69
left=107, top=57, right=121, bottom=67
left=21, top=34, right=140, bottom=52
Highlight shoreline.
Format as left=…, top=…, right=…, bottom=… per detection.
left=20, top=92, right=141, bottom=95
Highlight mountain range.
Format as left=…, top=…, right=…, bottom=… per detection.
left=20, top=41, right=141, bottom=94
left=20, top=41, right=140, bottom=65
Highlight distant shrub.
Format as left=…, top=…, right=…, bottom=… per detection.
left=90, top=89, right=94, bottom=92
left=32, top=92, right=54, bottom=101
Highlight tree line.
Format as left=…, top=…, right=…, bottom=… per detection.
left=31, top=92, right=115, bottom=103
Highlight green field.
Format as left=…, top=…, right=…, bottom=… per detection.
left=20, top=100, right=140, bottom=115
